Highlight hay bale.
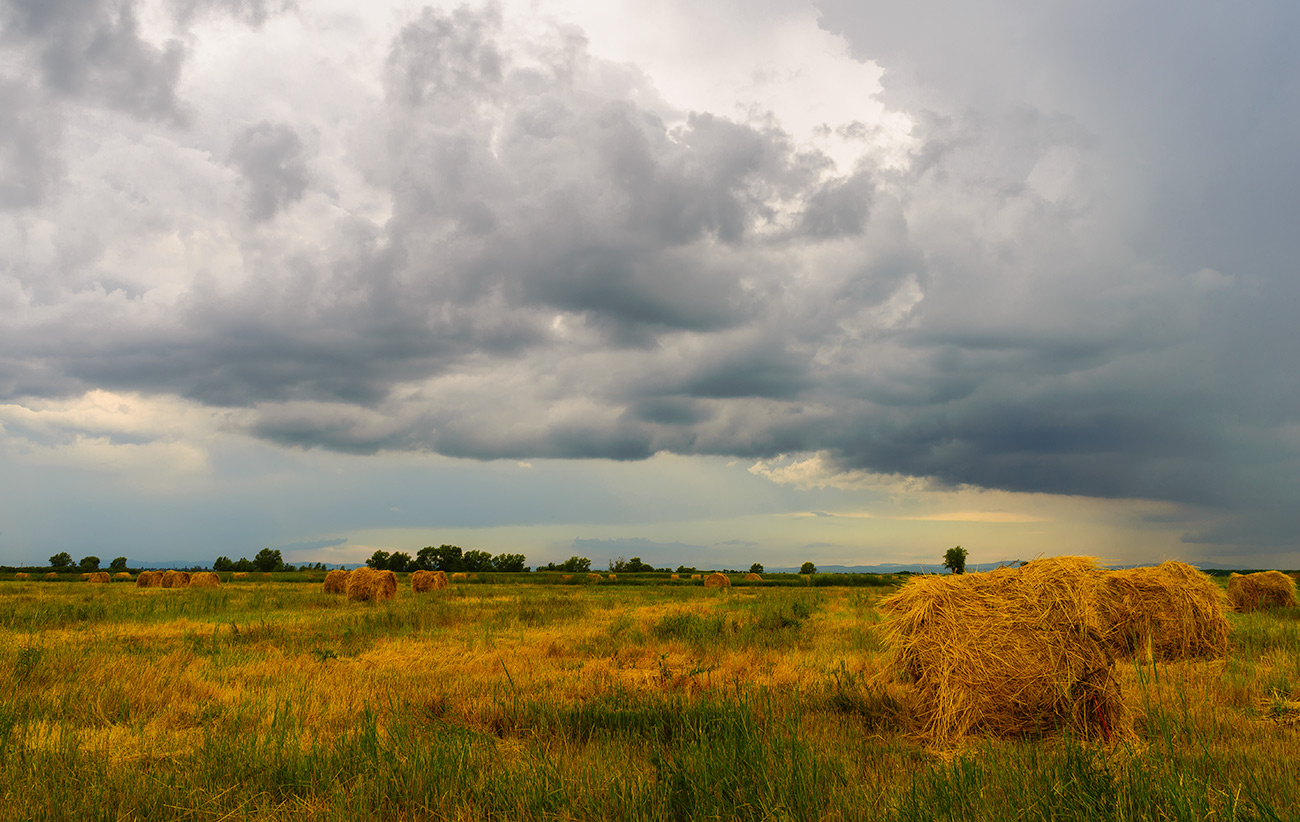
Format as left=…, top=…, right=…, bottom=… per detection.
left=44, top=572, right=58, bottom=580
left=878, top=556, right=1127, bottom=745
left=190, top=572, right=221, bottom=588
left=346, top=568, right=397, bottom=602
left=744, top=573, right=762, bottom=582
left=161, top=570, right=191, bottom=588
left=87, top=571, right=111, bottom=584
left=1096, top=562, right=1229, bottom=660
left=690, top=574, right=701, bottom=580
left=608, top=574, right=617, bottom=581
left=560, top=574, right=572, bottom=582
left=704, top=572, right=731, bottom=589
left=232, top=571, right=249, bottom=580
left=587, top=573, right=602, bottom=584
left=411, top=569, right=449, bottom=592
left=112, top=572, right=132, bottom=582
left=80, top=573, right=91, bottom=580
left=450, top=572, right=468, bottom=582
left=135, top=570, right=155, bottom=587
left=15, top=572, right=30, bottom=580
left=1227, top=571, right=1298, bottom=612
left=322, top=569, right=350, bottom=594
left=671, top=574, right=679, bottom=580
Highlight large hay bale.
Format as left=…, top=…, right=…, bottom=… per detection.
left=232, top=571, right=249, bottom=580
left=1096, top=562, right=1229, bottom=660
left=322, top=569, right=350, bottom=594
left=704, top=573, right=731, bottom=589
left=744, top=572, right=762, bottom=582
left=1228, top=571, right=1298, bottom=612
left=878, top=556, right=1127, bottom=745
left=87, top=571, right=111, bottom=584
left=112, top=572, right=132, bottom=582
left=135, top=570, right=157, bottom=587
left=15, top=572, right=31, bottom=580
left=411, top=569, right=448, bottom=592
left=190, top=572, right=221, bottom=588
left=44, top=572, right=58, bottom=580
left=161, top=570, right=191, bottom=588
left=346, top=568, right=397, bottom=602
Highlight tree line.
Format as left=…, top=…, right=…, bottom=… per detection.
left=366, top=545, right=529, bottom=573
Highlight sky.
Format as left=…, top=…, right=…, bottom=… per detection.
left=2, top=0, right=1299, bottom=570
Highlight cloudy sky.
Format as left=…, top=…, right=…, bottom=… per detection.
left=2, top=0, right=1298, bottom=570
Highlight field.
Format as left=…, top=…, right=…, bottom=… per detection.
left=2, top=574, right=1299, bottom=821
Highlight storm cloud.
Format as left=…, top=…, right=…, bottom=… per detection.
left=2, top=0, right=1299, bottom=555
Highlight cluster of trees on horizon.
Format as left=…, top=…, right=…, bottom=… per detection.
left=366, top=545, right=529, bottom=573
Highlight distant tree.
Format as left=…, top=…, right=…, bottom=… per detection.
left=109, top=556, right=128, bottom=571
left=49, top=552, right=73, bottom=570
left=943, top=546, right=968, bottom=575
left=492, top=553, right=528, bottom=572
left=749, top=562, right=764, bottom=575
left=414, top=546, right=437, bottom=571
left=557, top=556, right=590, bottom=573
left=212, top=556, right=234, bottom=572
left=462, top=550, right=494, bottom=573
left=386, top=552, right=412, bottom=573
left=609, top=556, right=654, bottom=573
left=233, top=557, right=255, bottom=572
left=676, top=565, right=698, bottom=574
left=800, top=561, right=817, bottom=575
left=429, top=545, right=465, bottom=573
left=79, top=556, right=101, bottom=571
left=254, top=548, right=284, bottom=573
left=366, top=550, right=391, bottom=570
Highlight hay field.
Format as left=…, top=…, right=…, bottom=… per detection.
left=1, top=576, right=1298, bottom=820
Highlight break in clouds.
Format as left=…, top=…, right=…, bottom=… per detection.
left=1, top=0, right=1299, bottom=551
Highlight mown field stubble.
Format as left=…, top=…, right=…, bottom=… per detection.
left=1, top=573, right=1299, bottom=821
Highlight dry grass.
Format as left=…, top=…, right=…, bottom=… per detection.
left=87, top=572, right=111, bottom=584
left=322, top=569, right=350, bottom=594
left=189, top=572, right=221, bottom=588
left=346, top=568, right=397, bottom=602
left=161, top=570, right=191, bottom=589
left=411, top=570, right=448, bottom=592
left=1096, top=561, right=1230, bottom=661
left=878, top=556, right=1127, bottom=745
left=1228, top=571, right=1298, bottom=612
left=704, top=573, right=731, bottom=589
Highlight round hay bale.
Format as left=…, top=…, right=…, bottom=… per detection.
left=1227, top=571, right=1298, bottom=612
left=44, top=572, right=58, bottom=580
left=670, top=574, right=679, bottom=580
left=450, top=572, right=468, bottom=582
left=190, top=572, right=221, bottom=588
left=560, top=574, right=572, bottom=582
left=587, top=573, right=602, bottom=584
left=744, top=572, right=762, bottom=582
left=346, top=568, right=397, bottom=602
left=15, top=572, right=31, bottom=580
left=80, top=573, right=91, bottom=581
left=1096, top=562, right=1229, bottom=660
left=87, top=571, right=111, bottom=584
left=232, top=571, right=249, bottom=580
left=704, top=572, right=731, bottom=589
left=135, top=570, right=156, bottom=587
left=608, top=574, right=616, bottom=581
left=468, top=573, right=478, bottom=580
left=411, top=569, right=449, bottom=592
left=878, top=556, right=1128, bottom=745
left=690, top=573, right=701, bottom=580
left=112, top=572, right=132, bottom=582
left=322, top=569, right=350, bottom=594
left=161, top=570, right=191, bottom=589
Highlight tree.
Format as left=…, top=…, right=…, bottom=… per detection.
left=49, top=552, right=73, bottom=569
left=800, top=561, right=817, bottom=575
left=213, top=556, right=234, bottom=572
left=462, top=550, right=494, bottom=573
left=79, top=556, right=101, bottom=571
left=254, top=548, right=284, bottom=572
left=233, top=557, right=255, bottom=572
left=492, top=553, right=528, bottom=572
left=749, top=562, right=764, bottom=575
left=386, top=552, right=412, bottom=573
left=109, top=557, right=128, bottom=571
left=943, top=546, right=968, bottom=575
left=366, top=550, right=391, bottom=570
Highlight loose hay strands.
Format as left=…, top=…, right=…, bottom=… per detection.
left=704, top=573, right=731, bottom=589
left=744, top=573, right=762, bottom=582
left=878, top=556, right=1128, bottom=746
left=112, top=572, right=132, bottom=582
left=87, top=572, right=111, bottom=584
left=346, top=568, right=397, bottom=602
left=411, top=570, right=448, bottom=593
left=1096, top=561, right=1229, bottom=660
left=161, top=570, right=191, bottom=589
left=322, top=569, right=350, bottom=594
left=1228, top=571, right=1298, bottom=612
left=189, top=572, right=221, bottom=588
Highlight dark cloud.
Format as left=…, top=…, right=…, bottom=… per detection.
left=0, top=79, right=63, bottom=209
left=228, top=121, right=311, bottom=221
